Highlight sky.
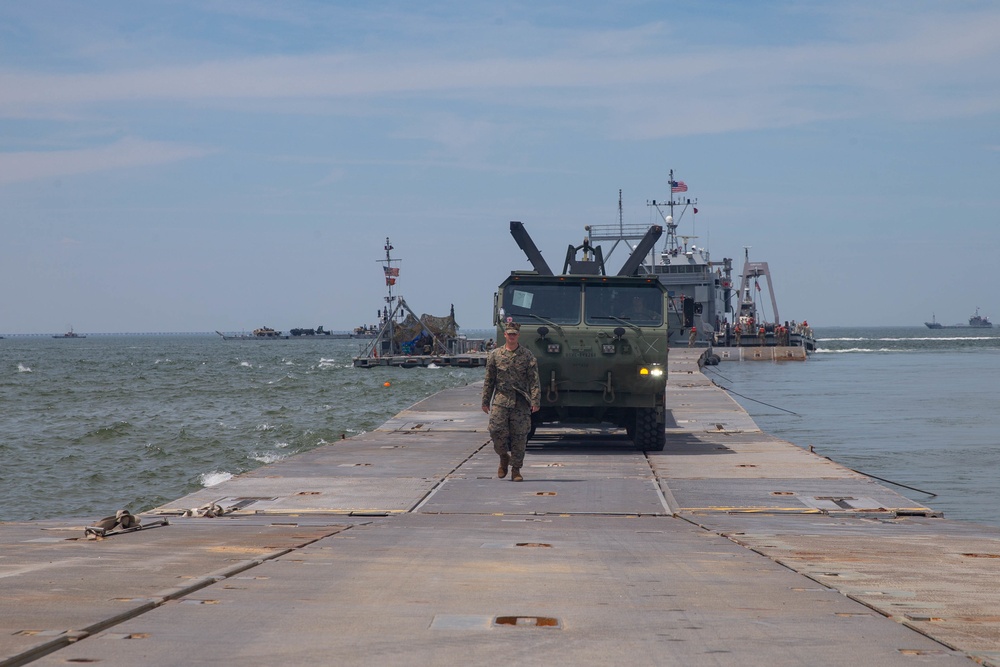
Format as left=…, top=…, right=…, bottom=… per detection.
left=1, top=1, right=999, bottom=334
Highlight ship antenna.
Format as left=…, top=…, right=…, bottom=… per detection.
left=618, top=189, right=623, bottom=236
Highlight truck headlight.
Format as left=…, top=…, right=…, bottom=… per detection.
left=639, top=365, right=664, bottom=377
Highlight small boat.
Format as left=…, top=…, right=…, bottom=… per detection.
left=53, top=327, right=85, bottom=339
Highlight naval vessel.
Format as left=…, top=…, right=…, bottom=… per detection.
left=925, top=308, right=993, bottom=329
left=588, top=172, right=814, bottom=353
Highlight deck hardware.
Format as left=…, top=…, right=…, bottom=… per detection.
left=494, top=616, right=561, bottom=628
left=516, top=543, right=552, bottom=548
left=534, top=492, right=556, bottom=496
left=296, top=491, right=322, bottom=495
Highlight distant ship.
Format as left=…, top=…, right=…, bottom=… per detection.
left=216, top=327, right=288, bottom=340
left=925, top=308, right=993, bottom=329
left=53, top=327, right=85, bottom=339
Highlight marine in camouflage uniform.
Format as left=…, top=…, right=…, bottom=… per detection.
left=482, top=321, right=541, bottom=481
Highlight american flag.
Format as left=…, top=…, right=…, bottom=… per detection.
left=670, top=180, right=688, bottom=193
left=383, top=266, right=400, bottom=277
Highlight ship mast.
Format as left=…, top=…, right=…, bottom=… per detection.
left=379, top=238, right=401, bottom=348
left=648, top=168, right=698, bottom=258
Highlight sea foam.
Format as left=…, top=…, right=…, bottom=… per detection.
left=200, top=471, right=234, bottom=487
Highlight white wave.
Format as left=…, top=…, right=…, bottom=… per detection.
left=426, top=363, right=440, bottom=369
left=239, top=361, right=253, bottom=368
left=200, top=471, right=233, bottom=487
left=276, top=441, right=291, bottom=448
left=815, top=347, right=911, bottom=354
left=255, top=423, right=273, bottom=431
left=250, top=451, right=285, bottom=464
left=821, top=336, right=996, bottom=342
left=317, top=357, right=338, bottom=369
left=17, top=363, right=32, bottom=373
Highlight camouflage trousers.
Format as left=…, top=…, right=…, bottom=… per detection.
left=489, top=404, right=531, bottom=468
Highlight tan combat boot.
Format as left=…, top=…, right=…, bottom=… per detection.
left=511, top=467, right=523, bottom=482
left=498, top=454, right=510, bottom=479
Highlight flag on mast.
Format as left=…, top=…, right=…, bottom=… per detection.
left=670, top=180, right=688, bottom=193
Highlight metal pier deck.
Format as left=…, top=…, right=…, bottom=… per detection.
left=3, top=350, right=999, bottom=666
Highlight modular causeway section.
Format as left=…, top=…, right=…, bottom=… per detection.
left=2, top=350, right=998, bottom=666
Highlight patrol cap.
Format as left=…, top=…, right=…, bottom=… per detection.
left=504, top=321, right=521, bottom=334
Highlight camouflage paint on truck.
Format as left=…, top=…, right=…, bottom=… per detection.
left=495, top=221, right=671, bottom=451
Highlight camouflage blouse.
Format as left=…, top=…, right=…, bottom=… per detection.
left=482, top=345, right=541, bottom=410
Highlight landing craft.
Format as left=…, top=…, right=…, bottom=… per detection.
left=495, top=221, right=676, bottom=451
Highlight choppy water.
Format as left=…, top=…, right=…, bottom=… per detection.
left=3, top=327, right=999, bottom=527
left=0, top=335, right=484, bottom=521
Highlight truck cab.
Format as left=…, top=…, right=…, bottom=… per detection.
left=495, top=222, right=671, bottom=451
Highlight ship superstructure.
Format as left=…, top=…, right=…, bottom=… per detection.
left=587, top=172, right=733, bottom=344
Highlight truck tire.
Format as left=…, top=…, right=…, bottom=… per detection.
left=633, top=407, right=665, bottom=451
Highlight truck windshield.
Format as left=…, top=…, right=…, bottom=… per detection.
left=584, top=284, right=663, bottom=326
left=503, top=283, right=581, bottom=325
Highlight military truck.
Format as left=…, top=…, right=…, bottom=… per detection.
left=494, top=221, right=671, bottom=451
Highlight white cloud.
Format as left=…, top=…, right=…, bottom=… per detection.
left=0, top=137, right=213, bottom=184
left=0, top=5, right=997, bottom=139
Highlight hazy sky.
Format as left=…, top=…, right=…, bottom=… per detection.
left=2, top=1, right=998, bottom=334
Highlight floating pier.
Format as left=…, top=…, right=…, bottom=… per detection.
left=3, top=350, right=998, bottom=666
left=712, top=345, right=808, bottom=361
left=352, top=352, right=487, bottom=368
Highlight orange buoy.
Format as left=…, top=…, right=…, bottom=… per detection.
left=383, top=381, right=391, bottom=387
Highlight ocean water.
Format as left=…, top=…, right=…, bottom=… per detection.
left=0, top=334, right=485, bottom=522
left=706, top=327, right=1000, bottom=527
left=2, top=327, right=999, bottom=527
